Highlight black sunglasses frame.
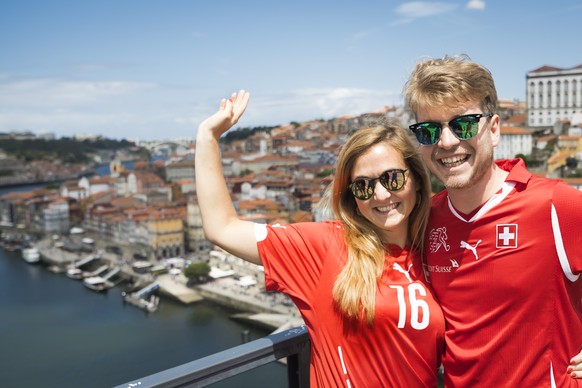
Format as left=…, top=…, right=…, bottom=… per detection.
left=349, top=169, right=408, bottom=201
left=409, top=113, right=493, bottom=146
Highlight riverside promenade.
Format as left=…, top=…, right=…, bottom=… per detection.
left=33, top=234, right=303, bottom=331
left=195, top=276, right=303, bottom=330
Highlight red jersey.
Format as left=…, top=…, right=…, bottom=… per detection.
left=425, top=159, right=582, bottom=387
left=256, top=221, right=445, bottom=387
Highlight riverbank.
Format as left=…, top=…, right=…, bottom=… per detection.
left=16, top=230, right=303, bottom=331
left=0, top=247, right=288, bottom=388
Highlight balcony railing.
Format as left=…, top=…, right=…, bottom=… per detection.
left=115, top=325, right=310, bottom=388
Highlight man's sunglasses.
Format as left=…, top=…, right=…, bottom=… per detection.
left=349, top=169, right=408, bottom=201
left=409, top=113, right=493, bottom=146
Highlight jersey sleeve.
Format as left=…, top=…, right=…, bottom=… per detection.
left=552, top=182, right=582, bottom=276
left=256, top=221, right=342, bottom=301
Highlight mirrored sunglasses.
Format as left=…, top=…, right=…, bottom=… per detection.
left=349, top=169, right=408, bottom=200
left=409, top=113, right=493, bottom=146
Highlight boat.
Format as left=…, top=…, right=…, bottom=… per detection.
left=22, top=248, right=41, bottom=263
left=83, top=276, right=110, bottom=292
left=131, top=261, right=153, bottom=274
left=47, top=265, right=66, bottom=274
left=66, top=267, right=84, bottom=280
left=66, top=256, right=104, bottom=280
left=122, top=282, right=161, bottom=313
left=122, top=292, right=160, bottom=313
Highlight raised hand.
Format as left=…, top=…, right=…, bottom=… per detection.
left=198, top=90, right=250, bottom=139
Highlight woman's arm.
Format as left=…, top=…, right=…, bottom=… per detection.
left=194, top=90, right=261, bottom=265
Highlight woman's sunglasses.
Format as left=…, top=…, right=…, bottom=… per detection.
left=349, top=169, right=408, bottom=201
left=409, top=113, right=493, bottom=146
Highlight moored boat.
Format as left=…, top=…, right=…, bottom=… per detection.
left=22, top=248, right=41, bottom=264
left=83, top=276, right=110, bottom=292
left=66, top=267, right=84, bottom=280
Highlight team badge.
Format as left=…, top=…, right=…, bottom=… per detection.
left=496, top=224, right=518, bottom=248
left=428, top=226, right=450, bottom=253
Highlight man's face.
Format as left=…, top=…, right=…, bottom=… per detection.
left=413, top=102, right=499, bottom=190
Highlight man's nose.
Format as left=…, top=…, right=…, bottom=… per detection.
left=437, top=125, right=461, bottom=149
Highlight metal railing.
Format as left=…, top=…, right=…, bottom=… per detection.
left=115, top=325, right=310, bottom=388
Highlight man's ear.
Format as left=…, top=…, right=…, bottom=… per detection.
left=490, top=114, right=501, bottom=147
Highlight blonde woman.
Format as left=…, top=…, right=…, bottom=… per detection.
left=195, top=90, right=444, bottom=387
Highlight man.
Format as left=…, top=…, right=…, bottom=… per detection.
left=403, top=54, right=582, bottom=386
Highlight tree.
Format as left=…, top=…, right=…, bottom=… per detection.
left=184, top=261, right=211, bottom=284
left=429, top=173, right=445, bottom=195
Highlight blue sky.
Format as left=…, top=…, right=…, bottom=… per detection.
left=1, top=0, right=581, bottom=141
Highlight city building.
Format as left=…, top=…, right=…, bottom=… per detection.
left=165, top=161, right=195, bottom=182
left=526, top=64, right=582, bottom=129
left=495, top=125, right=533, bottom=160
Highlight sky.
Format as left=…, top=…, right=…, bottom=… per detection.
left=1, top=1, right=581, bottom=141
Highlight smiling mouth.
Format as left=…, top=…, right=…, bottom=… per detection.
left=439, top=155, right=469, bottom=167
left=375, top=203, right=399, bottom=213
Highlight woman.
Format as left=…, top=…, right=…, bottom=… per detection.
left=195, top=90, right=444, bottom=387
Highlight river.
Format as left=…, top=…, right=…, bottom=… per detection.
left=0, top=185, right=287, bottom=388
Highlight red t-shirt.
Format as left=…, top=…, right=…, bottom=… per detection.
left=425, top=158, right=582, bottom=386
left=257, top=221, right=445, bottom=387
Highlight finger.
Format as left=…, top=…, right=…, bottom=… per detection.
left=219, top=98, right=227, bottom=110
left=232, top=90, right=250, bottom=119
left=571, top=362, right=582, bottom=372
left=224, top=96, right=234, bottom=113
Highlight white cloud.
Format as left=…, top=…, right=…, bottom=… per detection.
left=229, top=87, right=400, bottom=129
left=466, top=0, right=486, bottom=10
left=0, top=77, right=156, bottom=106
left=0, top=76, right=400, bottom=140
left=0, top=76, right=161, bottom=138
left=395, top=1, right=459, bottom=20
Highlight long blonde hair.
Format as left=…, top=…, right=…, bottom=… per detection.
left=329, top=122, right=431, bottom=324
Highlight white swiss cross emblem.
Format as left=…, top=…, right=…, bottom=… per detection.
left=496, top=224, right=518, bottom=248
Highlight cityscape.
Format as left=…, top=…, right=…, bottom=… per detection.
left=0, top=62, right=581, bottom=387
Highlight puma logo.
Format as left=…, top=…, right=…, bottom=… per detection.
left=392, top=263, right=413, bottom=283
left=460, top=240, right=482, bottom=260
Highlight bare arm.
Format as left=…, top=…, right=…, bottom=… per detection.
left=194, top=90, right=261, bottom=265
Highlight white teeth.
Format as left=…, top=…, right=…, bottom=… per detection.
left=440, top=155, right=466, bottom=166
left=376, top=203, right=398, bottom=212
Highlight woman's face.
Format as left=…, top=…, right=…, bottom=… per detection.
left=350, top=142, right=417, bottom=247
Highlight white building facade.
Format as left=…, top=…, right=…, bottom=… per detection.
left=495, top=126, right=533, bottom=160
left=526, top=64, right=582, bottom=128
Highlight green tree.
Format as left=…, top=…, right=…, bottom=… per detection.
left=430, top=173, right=445, bottom=195
left=184, top=261, right=211, bottom=284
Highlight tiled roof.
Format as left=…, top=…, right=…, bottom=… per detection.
left=500, top=126, right=530, bottom=135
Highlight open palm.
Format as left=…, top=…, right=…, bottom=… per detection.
left=199, top=90, right=250, bottom=138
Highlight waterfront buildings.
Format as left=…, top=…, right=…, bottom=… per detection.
left=2, top=74, right=582, bottom=265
